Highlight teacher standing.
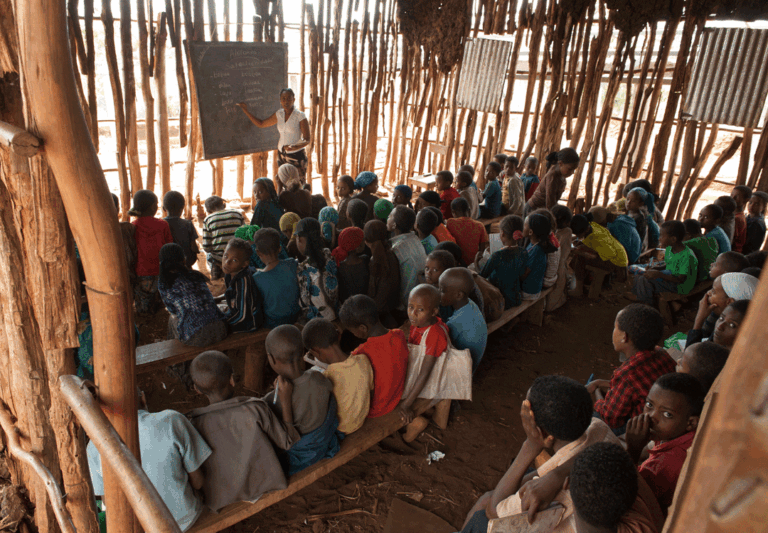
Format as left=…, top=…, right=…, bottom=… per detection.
left=236, top=88, right=311, bottom=190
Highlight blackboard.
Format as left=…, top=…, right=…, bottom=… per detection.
left=188, top=41, right=289, bottom=160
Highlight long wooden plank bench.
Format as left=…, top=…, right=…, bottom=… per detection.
left=487, top=287, right=553, bottom=335
left=136, top=329, right=270, bottom=391
left=186, top=398, right=432, bottom=533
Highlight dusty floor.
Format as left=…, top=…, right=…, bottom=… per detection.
left=136, top=277, right=696, bottom=533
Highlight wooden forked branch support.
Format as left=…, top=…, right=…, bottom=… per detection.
left=0, top=404, right=75, bottom=533
left=0, top=120, right=41, bottom=157
left=58, top=375, right=181, bottom=533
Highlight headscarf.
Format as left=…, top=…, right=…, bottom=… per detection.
left=629, top=187, right=655, bottom=215
left=279, top=212, right=301, bottom=233
left=354, top=171, right=378, bottom=191
left=374, top=199, right=394, bottom=221
left=234, top=225, right=260, bottom=241
left=720, top=273, right=759, bottom=300
left=278, top=163, right=301, bottom=191
left=319, top=206, right=339, bottom=225
left=254, top=177, right=280, bottom=207
left=332, top=227, right=365, bottom=264
left=588, top=206, right=609, bottom=226
left=321, top=221, right=336, bottom=244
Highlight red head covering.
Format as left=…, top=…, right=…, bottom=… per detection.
left=332, top=227, right=365, bottom=264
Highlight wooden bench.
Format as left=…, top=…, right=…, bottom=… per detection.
left=487, top=287, right=554, bottom=335
left=136, top=329, right=270, bottom=391
left=658, top=279, right=713, bottom=325
left=186, top=398, right=432, bottom=533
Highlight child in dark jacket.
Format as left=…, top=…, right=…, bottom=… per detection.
left=221, top=238, right=263, bottom=332
left=162, top=190, right=199, bottom=268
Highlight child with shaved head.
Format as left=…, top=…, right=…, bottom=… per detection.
left=264, top=325, right=340, bottom=475
left=187, top=351, right=297, bottom=511
left=440, top=267, right=487, bottom=372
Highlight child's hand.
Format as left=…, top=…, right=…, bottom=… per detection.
left=519, top=471, right=568, bottom=524
left=586, top=379, right=610, bottom=394
left=276, top=375, right=293, bottom=405
left=398, top=404, right=415, bottom=424
left=626, top=413, right=652, bottom=462
left=520, top=399, right=547, bottom=450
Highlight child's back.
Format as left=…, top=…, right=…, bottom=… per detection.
left=325, top=354, right=373, bottom=433
left=253, top=259, right=301, bottom=327
left=164, top=214, right=199, bottom=268
left=264, top=370, right=333, bottom=435
left=133, top=215, right=173, bottom=277
left=202, top=200, right=246, bottom=270
left=481, top=246, right=526, bottom=309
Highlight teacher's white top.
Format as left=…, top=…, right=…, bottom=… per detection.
left=276, top=108, right=307, bottom=153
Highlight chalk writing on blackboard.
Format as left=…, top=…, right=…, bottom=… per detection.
left=188, top=41, right=289, bottom=160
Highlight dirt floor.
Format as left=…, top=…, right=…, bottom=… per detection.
left=136, top=274, right=697, bottom=533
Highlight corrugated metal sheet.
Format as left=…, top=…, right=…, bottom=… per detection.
left=683, top=28, right=768, bottom=127
left=456, top=37, right=515, bottom=113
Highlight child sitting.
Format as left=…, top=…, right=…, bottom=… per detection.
left=425, top=250, right=485, bottom=320
left=711, top=299, right=749, bottom=349
left=479, top=215, right=526, bottom=309
left=333, top=227, right=369, bottom=303
left=501, top=156, right=525, bottom=217
left=353, top=171, right=380, bottom=223
left=363, top=220, right=401, bottom=324
left=698, top=204, right=731, bottom=254
left=346, top=198, right=369, bottom=230
left=520, top=156, right=540, bottom=202
left=730, top=185, right=751, bottom=252
left=460, top=376, right=616, bottom=533
left=439, top=268, right=487, bottom=372
left=252, top=228, right=301, bottom=328
left=435, top=170, right=460, bottom=221
left=676, top=340, right=730, bottom=394
left=456, top=170, right=480, bottom=219
left=302, top=318, right=374, bottom=434
left=569, top=214, right=628, bottom=296
left=277, top=163, right=312, bottom=218
left=626, top=373, right=704, bottom=510
left=392, top=184, right=414, bottom=208
left=625, top=187, right=660, bottom=250
left=632, top=221, right=697, bottom=305
left=335, top=174, right=354, bottom=229
left=202, top=195, right=245, bottom=280
left=318, top=206, right=339, bottom=249
left=521, top=213, right=557, bottom=300
left=221, top=238, right=263, bottom=332
left=130, top=189, right=174, bottom=313
left=415, top=189, right=442, bottom=213
left=709, top=250, right=749, bottom=279
left=479, top=161, right=502, bottom=219
left=187, top=351, right=298, bottom=511
left=589, top=206, right=642, bottom=265
left=415, top=208, right=439, bottom=254
left=387, top=205, right=428, bottom=307
left=87, top=390, right=212, bottom=531
left=425, top=206, right=457, bottom=244
left=447, top=197, right=489, bottom=266
left=546, top=204, right=574, bottom=312
left=373, top=198, right=394, bottom=223
left=158, top=243, right=227, bottom=347
left=295, top=218, right=339, bottom=321
left=744, top=190, right=767, bottom=254
left=589, top=304, right=676, bottom=432
left=162, top=190, right=199, bottom=268
left=530, top=208, right=561, bottom=289
left=251, top=177, right=284, bottom=231
left=570, top=442, right=663, bottom=533
left=340, top=295, right=409, bottom=418
left=683, top=218, right=719, bottom=281
left=715, top=195, right=737, bottom=243
left=279, top=211, right=304, bottom=261
left=264, top=325, right=340, bottom=474
left=687, top=271, right=758, bottom=347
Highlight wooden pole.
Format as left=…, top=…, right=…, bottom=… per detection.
left=84, top=0, right=98, bottom=151
left=138, top=0, right=157, bottom=191
left=683, top=135, right=742, bottom=219
left=235, top=0, right=245, bottom=200
left=173, top=0, right=189, bottom=148
left=155, top=12, right=172, bottom=196
left=183, top=0, right=203, bottom=219
left=121, top=0, right=143, bottom=192
left=14, top=1, right=141, bottom=532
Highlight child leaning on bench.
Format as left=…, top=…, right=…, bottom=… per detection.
left=202, top=195, right=245, bottom=280
left=263, top=325, right=341, bottom=476
left=221, top=238, right=263, bottom=333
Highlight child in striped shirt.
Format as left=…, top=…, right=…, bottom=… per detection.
left=202, top=196, right=245, bottom=280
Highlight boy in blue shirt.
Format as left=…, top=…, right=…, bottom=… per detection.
left=252, top=228, right=301, bottom=328
left=479, top=162, right=502, bottom=219
left=439, top=267, right=487, bottom=372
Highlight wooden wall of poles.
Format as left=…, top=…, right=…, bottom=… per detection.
left=68, top=0, right=768, bottom=222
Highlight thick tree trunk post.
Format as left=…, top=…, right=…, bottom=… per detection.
left=13, top=1, right=142, bottom=532
left=121, top=0, right=142, bottom=192
left=155, top=13, right=172, bottom=196
left=138, top=0, right=157, bottom=191
left=235, top=0, right=245, bottom=200
left=183, top=0, right=204, bottom=219
left=173, top=0, right=189, bottom=148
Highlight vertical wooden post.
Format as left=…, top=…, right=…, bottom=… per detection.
left=155, top=12, right=172, bottom=196
left=121, top=0, right=143, bottom=192
left=13, top=1, right=141, bottom=533
left=138, top=0, right=157, bottom=191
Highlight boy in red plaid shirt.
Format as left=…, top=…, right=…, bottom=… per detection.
left=587, top=304, right=676, bottom=433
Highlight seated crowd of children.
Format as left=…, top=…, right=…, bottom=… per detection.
left=90, top=155, right=763, bottom=532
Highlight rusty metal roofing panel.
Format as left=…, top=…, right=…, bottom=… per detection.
left=456, top=37, right=515, bottom=113
left=683, top=28, right=768, bottom=127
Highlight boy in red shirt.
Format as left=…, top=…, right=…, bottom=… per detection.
left=626, top=372, right=703, bottom=511
left=435, top=171, right=460, bottom=221
left=128, top=189, right=173, bottom=314
left=339, top=295, right=408, bottom=419
left=588, top=304, right=676, bottom=433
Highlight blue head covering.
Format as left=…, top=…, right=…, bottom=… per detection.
left=321, top=221, right=336, bottom=244
left=318, top=206, right=339, bottom=225
left=354, top=171, right=378, bottom=190
left=629, top=187, right=655, bottom=215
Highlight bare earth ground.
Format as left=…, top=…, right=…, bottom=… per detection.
left=137, top=277, right=696, bottom=533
